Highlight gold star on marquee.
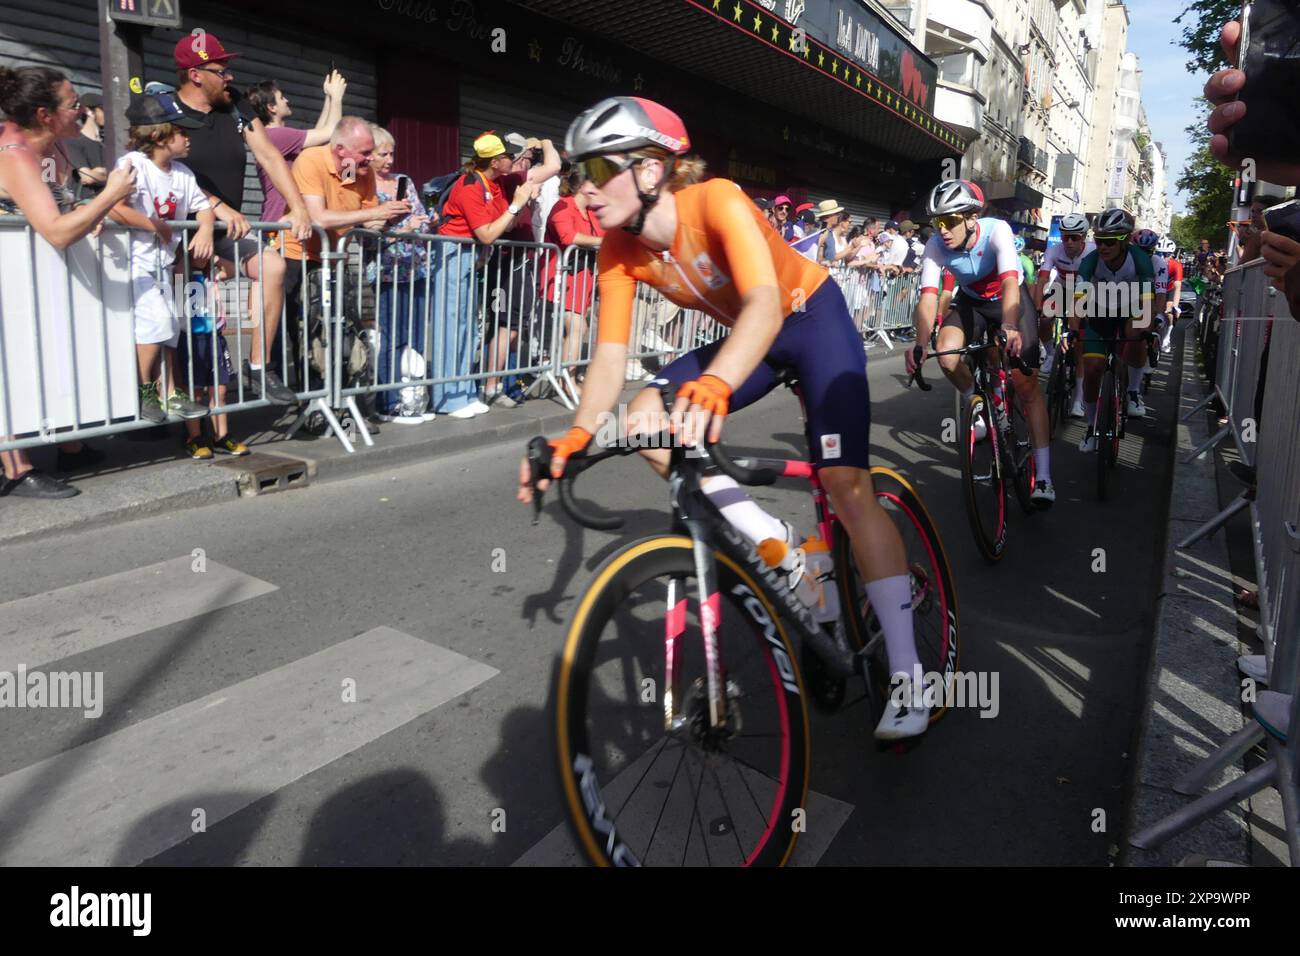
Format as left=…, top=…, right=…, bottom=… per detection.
left=733, top=2, right=742, bottom=22
left=771, top=24, right=780, bottom=43
left=528, top=38, right=542, bottom=62
left=831, top=60, right=838, bottom=75
left=855, top=72, right=862, bottom=88
left=712, top=0, right=721, bottom=9
left=788, top=32, right=799, bottom=51
left=817, top=50, right=825, bottom=68
left=802, top=43, right=810, bottom=59
left=752, top=12, right=762, bottom=31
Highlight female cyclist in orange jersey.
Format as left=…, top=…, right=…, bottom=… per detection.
left=515, top=97, right=928, bottom=739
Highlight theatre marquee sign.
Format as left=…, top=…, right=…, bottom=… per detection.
left=696, top=0, right=958, bottom=150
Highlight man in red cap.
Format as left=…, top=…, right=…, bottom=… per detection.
left=173, top=30, right=313, bottom=404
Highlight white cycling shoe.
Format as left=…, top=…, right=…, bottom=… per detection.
left=1126, top=391, right=1146, bottom=418
left=1079, top=427, right=1098, bottom=453
left=875, top=686, right=930, bottom=741
left=1031, top=479, right=1056, bottom=509
left=1069, top=397, right=1086, bottom=419
left=1238, top=655, right=1269, bottom=684
left=972, top=415, right=989, bottom=443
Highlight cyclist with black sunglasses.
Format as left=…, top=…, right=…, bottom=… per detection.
left=1073, top=208, right=1165, bottom=452
left=906, top=179, right=1056, bottom=509
left=516, top=96, right=933, bottom=741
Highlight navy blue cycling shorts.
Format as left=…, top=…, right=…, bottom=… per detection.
left=648, top=277, right=871, bottom=470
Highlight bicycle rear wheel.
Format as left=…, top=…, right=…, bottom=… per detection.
left=1002, top=384, right=1036, bottom=516
left=1046, top=350, right=1068, bottom=439
left=960, top=392, right=1007, bottom=562
left=555, top=535, right=810, bottom=867
left=836, top=467, right=961, bottom=725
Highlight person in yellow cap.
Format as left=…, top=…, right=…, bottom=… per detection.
left=435, top=130, right=560, bottom=416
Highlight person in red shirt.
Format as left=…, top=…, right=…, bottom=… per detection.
left=542, top=168, right=604, bottom=397
left=438, top=131, right=560, bottom=411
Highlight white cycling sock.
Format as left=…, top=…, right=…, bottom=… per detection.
left=1034, top=447, right=1052, bottom=484
left=1085, top=400, right=1098, bottom=426
left=249, top=362, right=263, bottom=371
left=701, top=475, right=787, bottom=546
left=1073, top=376, right=1084, bottom=404
left=863, top=575, right=920, bottom=682
left=1128, top=366, right=1144, bottom=394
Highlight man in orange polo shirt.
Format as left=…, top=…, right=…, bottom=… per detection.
left=280, top=116, right=408, bottom=396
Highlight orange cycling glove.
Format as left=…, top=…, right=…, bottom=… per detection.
left=676, top=374, right=733, bottom=418
left=547, top=426, right=593, bottom=475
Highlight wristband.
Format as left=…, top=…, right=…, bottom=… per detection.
left=508, top=204, right=521, bottom=216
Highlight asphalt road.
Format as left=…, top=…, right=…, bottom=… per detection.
left=0, top=328, right=1184, bottom=866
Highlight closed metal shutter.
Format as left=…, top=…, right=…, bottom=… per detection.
left=0, top=0, right=103, bottom=95
left=0, top=0, right=377, bottom=218
left=458, top=74, right=587, bottom=164
left=141, top=5, right=379, bottom=217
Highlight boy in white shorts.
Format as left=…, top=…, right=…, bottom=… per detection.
left=109, top=92, right=215, bottom=423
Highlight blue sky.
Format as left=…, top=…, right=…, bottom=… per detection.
left=1124, top=1, right=1209, bottom=215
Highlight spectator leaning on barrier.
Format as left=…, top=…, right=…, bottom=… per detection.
left=368, top=123, right=435, bottom=424
left=63, top=91, right=106, bottom=204
left=439, top=130, right=560, bottom=412
left=173, top=31, right=313, bottom=406
left=0, top=65, right=138, bottom=499
left=108, top=92, right=215, bottom=431
left=543, top=169, right=604, bottom=395
left=899, top=220, right=923, bottom=271
left=879, top=219, right=909, bottom=277
left=245, top=69, right=347, bottom=230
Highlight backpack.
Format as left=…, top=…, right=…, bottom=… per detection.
left=422, top=170, right=470, bottom=228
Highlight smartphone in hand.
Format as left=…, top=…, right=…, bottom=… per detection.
left=1264, top=198, right=1300, bottom=241
left=1227, top=1, right=1300, bottom=163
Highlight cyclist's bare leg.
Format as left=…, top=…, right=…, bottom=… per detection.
left=935, top=324, right=972, bottom=393
left=1010, top=367, right=1050, bottom=449
left=627, top=385, right=673, bottom=477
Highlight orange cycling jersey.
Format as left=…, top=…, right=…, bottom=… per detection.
left=594, top=178, right=828, bottom=345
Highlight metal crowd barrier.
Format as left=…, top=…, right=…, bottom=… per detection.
left=0, top=218, right=337, bottom=452
left=1133, top=260, right=1300, bottom=863
left=827, top=265, right=922, bottom=348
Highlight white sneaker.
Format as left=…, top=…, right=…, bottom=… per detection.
left=1238, top=654, right=1269, bottom=684
left=1127, top=391, right=1145, bottom=418
left=1079, top=427, right=1097, bottom=453
left=467, top=400, right=492, bottom=416
left=1161, top=340, right=1173, bottom=354
left=1069, top=398, right=1086, bottom=419
left=972, top=414, right=988, bottom=443
left=447, top=405, right=479, bottom=420
left=1031, top=479, right=1056, bottom=509
left=421, top=411, right=437, bottom=422
left=874, top=683, right=930, bottom=741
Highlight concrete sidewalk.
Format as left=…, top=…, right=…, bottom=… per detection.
left=1122, top=328, right=1281, bottom=866
left=0, top=393, right=593, bottom=547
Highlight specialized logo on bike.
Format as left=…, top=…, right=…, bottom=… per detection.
left=692, top=253, right=730, bottom=290
left=820, top=434, right=841, bottom=460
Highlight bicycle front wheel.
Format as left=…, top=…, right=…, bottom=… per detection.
left=555, top=535, right=810, bottom=867
left=1096, top=366, right=1117, bottom=501
left=960, top=392, right=1007, bottom=562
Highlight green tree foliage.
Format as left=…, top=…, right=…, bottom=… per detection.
left=1173, top=0, right=1239, bottom=74
left=1177, top=103, right=1234, bottom=250
left=1169, top=213, right=1200, bottom=251
left=1173, top=1, right=1238, bottom=248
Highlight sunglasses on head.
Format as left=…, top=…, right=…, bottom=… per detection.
left=933, top=213, right=967, bottom=231
left=579, top=155, right=642, bottom=188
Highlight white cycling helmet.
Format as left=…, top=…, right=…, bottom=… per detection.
left=1059, top=212, right=1089, bottom=235
left=1156, top=237, right=1176, bottom=256
left=926, top=179, right=985, bottom=217
left=1095, top=207, right=1134, bottom=237
left=564, top=96, right=691, bottom=162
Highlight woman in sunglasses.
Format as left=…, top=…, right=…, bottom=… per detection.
left=517, top=96, right=931, bottom=741
left=906, top=179, right=1056, bottom=508
left=770, top=193, right=803, bottom=243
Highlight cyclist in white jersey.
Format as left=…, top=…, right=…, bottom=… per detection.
left=907, top=179, right=1056, bottom=508
left=1133, top=229, right=1168, bottom=385
left=1033, top=213, right=1094, bottom=414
